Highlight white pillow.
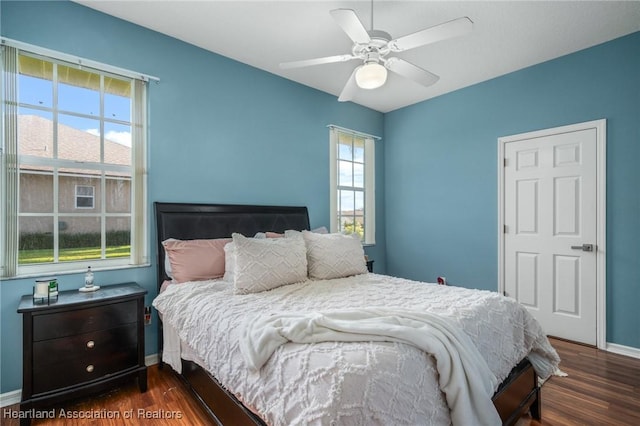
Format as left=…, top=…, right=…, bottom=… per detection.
left=224, top=231, right=299, bottom=282
left=302, top=231, right=368, bottom=280
left=231, top=232, right=307, bottom=294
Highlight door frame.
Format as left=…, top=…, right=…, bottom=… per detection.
left=497, top=119, right=607, bottom=349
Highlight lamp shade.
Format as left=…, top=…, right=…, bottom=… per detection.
left=355, top=62, right=387, bottom=89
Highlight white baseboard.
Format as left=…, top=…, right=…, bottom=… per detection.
left=606, top=342, right=640, bottom=359
left=145, top=353, right=159, bottom=366
left=1, top=353, right=160, bottom=408
left=0, top=389, right=21, bottom=408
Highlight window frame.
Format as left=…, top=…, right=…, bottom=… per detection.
left=329, top=126, right=377, bottom=245
left=1, top=40, right=152, bottom=278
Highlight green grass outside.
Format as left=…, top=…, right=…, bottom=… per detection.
left=19, top=245, right=130, bottom=264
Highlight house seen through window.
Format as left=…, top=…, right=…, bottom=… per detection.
left=1, top=43, right=148, bottom=276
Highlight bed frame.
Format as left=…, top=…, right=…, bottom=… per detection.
left=154, top=202, right=541, bottom=426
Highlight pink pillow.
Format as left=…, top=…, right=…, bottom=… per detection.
left=162, top=238, right=231, bottom=283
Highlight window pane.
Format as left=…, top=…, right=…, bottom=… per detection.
left=106, top=177, right=131, bottom=213
left=340, top=190, right=355, bottom=213
left=104, top=76, right=131, bottom=97
left=59, top=216, right=102, bottom=261
left=338, top=141, right=352, bottom=161
left=19, top=217, right=54, bottom=264
left=19, top=171, right=53, bottom=213
left=18, top=75, right=52, bottom=108
left=76, top=185, right=94, bottom=196
left=106, top=217, right=130, bottom=259
left=58, top=114, right=101, bottom=162
left=354, top=191, right=364, bottom=211
left=76, top=197, right=93, bottom=208
left=339, top=160, right=353, bottom=187
left=19, top=108, right=53, bottom=160
left=353, top=138, right=365, bottom=163
left=59, top=173, right=100, bottom=213
left=57, top=65, right=100, bottom=116
left=353, top=163, right=364, bottom=188
left=105, top=92, right=130, bottom=121
left=18, top=55, right=53, bottom=107
left=104, top=122, right=132, bottom=166
left=341, top=216, right=361, bottom=236
left=352, top=216, right=364, bottom=239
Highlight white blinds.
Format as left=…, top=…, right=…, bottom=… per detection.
left=1, top=45, right=19, bottom=277
left=130, top=78, right=148, bottom=265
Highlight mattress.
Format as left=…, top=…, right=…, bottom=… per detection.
left=153, top=273, right=560, bottom=425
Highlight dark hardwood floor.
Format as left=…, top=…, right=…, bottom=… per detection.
left=519, top=338, right=640, bottom=426
left=3, top=338, right=639, bottom=425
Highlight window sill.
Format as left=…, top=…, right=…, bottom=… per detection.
left=4, top=262, right=151, bottom=281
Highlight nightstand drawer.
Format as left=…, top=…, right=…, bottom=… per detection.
left=32, top=324, right=138, bottom=394
left=33, top=300, right=137, bottom=341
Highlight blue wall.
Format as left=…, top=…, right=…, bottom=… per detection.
left=384, top=32, right=640, bottom=349
left=0, top=1, right=384, bottom=393
left=1, top=0, right=638, bottom=396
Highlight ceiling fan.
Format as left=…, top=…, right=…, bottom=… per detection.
left=280, top=4, right=473, bottom=102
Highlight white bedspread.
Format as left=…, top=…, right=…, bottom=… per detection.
left=153, top=273, right=560, bottom=426
left=240, top=308, right=501, bottom=426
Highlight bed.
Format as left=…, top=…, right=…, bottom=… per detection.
left=153, top=202, right=559, bottom=425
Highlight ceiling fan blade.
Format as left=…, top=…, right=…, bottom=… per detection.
left=330, top=9, right=371, bottom=44
left=338, top=67, right=360, bottom=102
left=385, top=57, right=439, bottom=87
left=280, top=54, right=356, bottom=69
left=388, top=17, right=473, bottom=52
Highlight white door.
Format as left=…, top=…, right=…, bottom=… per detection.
left=502, top=122, right=603, bottom=345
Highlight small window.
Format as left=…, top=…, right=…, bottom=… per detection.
left=75, top=185, right=95, bottom=209
left=329, top=126, right=376, bottom=245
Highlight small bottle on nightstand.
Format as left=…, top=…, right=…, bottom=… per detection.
left=85, top=266, right=94, bottom=288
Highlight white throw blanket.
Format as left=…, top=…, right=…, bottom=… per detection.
left=240, top=308, right=501, bottom=426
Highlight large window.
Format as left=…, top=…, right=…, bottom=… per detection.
left=329, top=126, right=376, bottom=245
left=1, top=42, right=149, bottom=277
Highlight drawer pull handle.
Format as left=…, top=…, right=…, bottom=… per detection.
left=86, top=340, right=95, bottom=349
left=86, top=365, right=94, bottom=373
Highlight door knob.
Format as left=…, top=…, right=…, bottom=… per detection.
left=571, top=244, right=594, bottom=252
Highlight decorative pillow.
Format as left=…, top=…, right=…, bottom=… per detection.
left=162, top=238, right=231, bottom=283
left=223, top=242, right=236, bottom=282
left=254, top=231, right=285, bottom=239
left=311, top=226, right=329, bottom=234
left=265, top=231, right=284, bottom=238
left=231, top=232, right=307, bottom=294
left=302, top=231, right=368, bottom=280
left=164, top=251, right=174, bottom=278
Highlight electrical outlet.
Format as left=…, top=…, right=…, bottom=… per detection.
left=144, top=306, right=152, bottom=325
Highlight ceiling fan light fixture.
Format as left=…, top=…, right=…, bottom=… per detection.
left=355, top=62, right=387, bottom=89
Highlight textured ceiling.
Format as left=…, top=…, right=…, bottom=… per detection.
left=75, top=1, right=640, bottom=112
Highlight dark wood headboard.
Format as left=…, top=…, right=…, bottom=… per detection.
left=154, top=202, right=310, bottom=288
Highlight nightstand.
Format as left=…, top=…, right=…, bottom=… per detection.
left=17, top=282, right=147, bottom=425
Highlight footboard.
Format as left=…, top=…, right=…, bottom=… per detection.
left=176, top=357, right=539, bottom=426
left=492, top=358, right=540, bottom=425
